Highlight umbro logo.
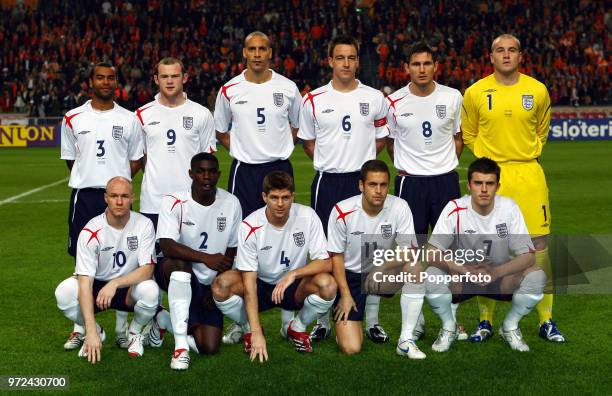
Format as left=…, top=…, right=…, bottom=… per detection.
left=77, top=130, right=92, bottom=135
left=148, top=121, right=160, bottom=125
left=400, top=113, right=413, bottom=117
left=182, top=221, right=195, bottom=226
left=351, top=231, right=364, bottom=235
left=101, top=246, right=114, bottom=251
left=465, top=229, right=477, bottom=234
left=322, top=109, right=334, bottom=113
left=484, top=89, right=497, bottom=93
left=235, top=100, right=248, bottom=105
left=261, top=246, right=272, bottom=251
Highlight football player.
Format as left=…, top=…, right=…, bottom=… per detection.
left=328, top=160, right=424, bottom=358
left=60, top=62, right=144, bottom=351
left=462, top=34, right=564, bottom=342
left=212, top=171, right=336, bottom=361
left=424, top=157, right=546, bottom=352
left=149, top=153, right=241, bottom=370
left=54, top=177, right=158, bottom=363
left=298, top=34, right=389, bottom=343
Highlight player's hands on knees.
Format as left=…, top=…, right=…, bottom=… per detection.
left=250, top=330, right=268, bottom=363
left=334, top=294, right=357, bottom=324
left=96, top=282, right=117, bottom=310
left=204, top=253, right=234, bottom=272
left=272, top=271, right=296, bottom=304
left=84, top=332, right=102, bottom=364
left=470, top=263, right=494, bottom=286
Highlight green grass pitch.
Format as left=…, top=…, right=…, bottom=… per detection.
left=0, top=142, right=611, bottom=394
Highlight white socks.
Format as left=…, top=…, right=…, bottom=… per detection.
left=168, top=271, right=192, bottom=350
left=426, top=293, right=455, bottom=332
left=214, top=295, right=250, bottom=333
left=292, top=294, right=335, bottom=332
left=399, top=292, right=424, bottom=341
left=365, top=295, right=381, bottom=329
left=129, top=280, right=159, bottom=334
left=503, top=270, right=546, bottom=331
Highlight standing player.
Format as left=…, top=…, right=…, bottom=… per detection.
left=136, top=57, right=216, bottom=229
left=54, top=177, right=159, bottom=363
left=214, top=31, right=301, bottom=217
left=212, top=172, right=337, bottom=361
left=60, top=62, right=144, bottom=351
left=385, top=41, right=465, bottom=340
left=214, top=31, right=301, bottom=343
left=149, top=153, right=241, bottom=370
left=328, top=160, right=425, bottom=357
left=298, top=35, right=389, bottom=342
left=462, top=34, right=565, bottom=342
left=424, top=158, right=546, bottom=352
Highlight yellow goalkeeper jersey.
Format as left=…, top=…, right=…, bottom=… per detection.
left=461, top=73, right=551, bottom=162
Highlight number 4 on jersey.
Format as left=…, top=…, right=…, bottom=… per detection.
left=280, top=250, right=290, bottom=268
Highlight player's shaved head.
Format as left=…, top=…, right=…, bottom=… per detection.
left=156, top=57, right=185, bottom=75
left=89, top=61, right=115, bottom=79
left=106, top=176, right=132, bottom=193
left=491, top=34, right=521, bottom=52
left=244, top=31, right=270, bottom=47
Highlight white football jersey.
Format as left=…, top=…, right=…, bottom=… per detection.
left=297, top=81, right=389, bottom=173
left=214, top=70, right=301, bottom=164
left=429, top=195, right=534, bottom=265
left=136, top=95, right=216, bottom=214
left=327, top=194, right=418, bottom=273
left=60, top=100, right=144, bottom=189
left=386, top=82, right=462, bottom=176
left=75, top=211, right=156, bottom=281
left=156, top=188, right=241, bottom=285
left=235, top=203, right=329, bottom=284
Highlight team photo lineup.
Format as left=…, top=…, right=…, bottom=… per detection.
left=54, top=29, right=564, bottom=370
left=2, top=1, right=610, bottom=393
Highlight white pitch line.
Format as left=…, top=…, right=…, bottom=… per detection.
left=0, top=177, right=69, bottom=206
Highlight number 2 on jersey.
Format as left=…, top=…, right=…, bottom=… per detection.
left=199, top=232, right=208, bottom=250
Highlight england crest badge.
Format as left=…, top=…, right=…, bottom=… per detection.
left=359, top=102, right=369, bottom=116
left=273, top=92, right=284, bottom=107
left=217, top=217, right=226, bottom=232
left=436, top=105, right=447, bottom=119
left=522, top=95, right=534, bottom=110
left=381, top=224, right=393, bottom=239
left=183, top=116, right=193, bottom=130
left=293, top=231, right=305, bottom=247
left=127, top=236, right=139, bottom=251
left=112, top=126, right=123, bottom=140
left=496, top=223, right=508, bottom=238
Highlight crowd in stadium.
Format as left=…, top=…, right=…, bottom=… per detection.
left=0, top=0, right=609, bottom=116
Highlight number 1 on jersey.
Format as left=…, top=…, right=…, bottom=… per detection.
left=487, top=94, right=492, bottom=110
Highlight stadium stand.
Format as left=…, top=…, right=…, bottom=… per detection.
left=0, top=0, right=609, bottom=117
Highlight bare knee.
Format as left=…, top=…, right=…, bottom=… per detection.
left=166, top=258, right=190, bottom=274
left=193, top=326, right=221, bottom=355
left=314, top=273, right=337, bottom=300
left=338, top=340, right=362, bottom=355
left=212, top=272, right=236, bottom=301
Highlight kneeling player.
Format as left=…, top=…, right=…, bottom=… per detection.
left=424, top=158, right=545, bottom=352
left=329, top=160, right=425, bottom=358
left=150, top=153, right=241, bottom=370
left=55, top=177, right=159, bottom=364
left=212, top=171, right=337, bottom=362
